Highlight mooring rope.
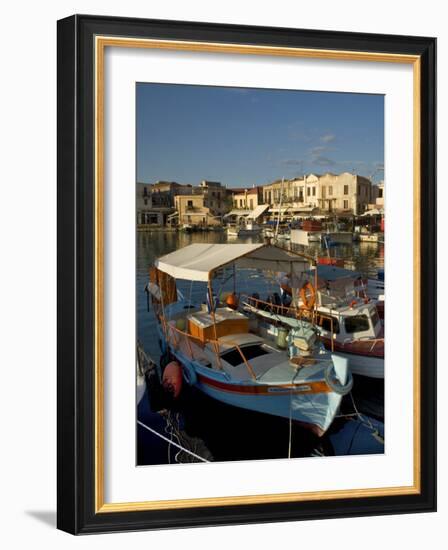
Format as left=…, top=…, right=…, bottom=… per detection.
left=137, top=420, right=210, bottom=463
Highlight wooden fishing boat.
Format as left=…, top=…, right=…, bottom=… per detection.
left=243, top=264, right=385, bottom=379
left=147, top=243, right=353, bottom=436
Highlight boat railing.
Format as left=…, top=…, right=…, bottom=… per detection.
left=161, top=318, right=257, bottom=380
left=241, top=294, right=307, bottom=319
left=241, top=294, right=336, bottom=352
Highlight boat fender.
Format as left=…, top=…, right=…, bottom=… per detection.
left=226, top=292, right=239, bottom=310
left=325, top=357, right=354, bottom=396
left=181, top=362, right=198, bottom=386
left=299, top=281, right=316, bottom=310
left=162, top=361, right=183, bottom=399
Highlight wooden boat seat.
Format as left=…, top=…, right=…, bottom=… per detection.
left=187, top=307, right=249, bottom=343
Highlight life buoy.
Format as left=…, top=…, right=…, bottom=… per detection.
left=225, top=292, right=239, bottom=310
left=300, top=281, right=316, bottom=310
left=162, top=361, right=183, bottom=399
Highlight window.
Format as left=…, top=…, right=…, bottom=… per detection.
left=144, top=198, right=148, bottom=206
left=379, top=188, right=384, bottom=198
left=312, top=187, right=316, bottom=196
left=249, top=199, right=254, bottom=209
left=187, top=200, right=193, bottom=207
left=344, top=185, right=349, bottom=195
left=329, top=186, right=333, bottom=195
left=307, top=187, right=311, bottom=196
left=343, top=200, right=349, bottom=209
left=318, top=315, right=340, bottom=334
left=345, top=315, right=370, bottom=333
left=143, top=187, right=148, bottom=196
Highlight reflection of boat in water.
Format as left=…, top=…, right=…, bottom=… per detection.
left=359, top=232, right=384, bottom=243
left=147, top=243, right=353, bottom=436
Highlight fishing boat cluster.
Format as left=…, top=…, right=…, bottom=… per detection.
left=225, top=217, right=384, bottom=245
left=141, top=242, right=385, bottom=443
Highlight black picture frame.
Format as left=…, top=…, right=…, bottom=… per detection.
left=57, top=14, right=436, bottom=534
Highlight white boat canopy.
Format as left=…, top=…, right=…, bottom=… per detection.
left=155, top=243, right=311, bottom=282
left=247, top=204, right=269, bottom=220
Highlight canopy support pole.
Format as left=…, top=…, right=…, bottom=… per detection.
left=208, top=275, right=223, bottom=370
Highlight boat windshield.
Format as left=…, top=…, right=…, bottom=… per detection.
left=344, top=315, right=370, bottom=333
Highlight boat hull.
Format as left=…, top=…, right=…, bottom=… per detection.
left=196, top=372, right=342, bottom=436
left=227, top=228, right=261, bottom=237
left=320, top=340, right=384, bottom=379
left=162, top=340, right=343, bottom=436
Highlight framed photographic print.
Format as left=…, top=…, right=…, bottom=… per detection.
left=57, top=14, right=436, bottom=534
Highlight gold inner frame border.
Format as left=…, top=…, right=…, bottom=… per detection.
left=94, top=36, right=421, bottom=513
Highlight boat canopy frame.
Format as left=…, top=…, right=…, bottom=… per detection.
left=155, top=243, right=313, bottom=282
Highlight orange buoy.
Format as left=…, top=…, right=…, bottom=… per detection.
left=226, top=292, right=239, bottom=310
left=162, top=361, right=183, bottom=399
left=299, top=281, right=316, bottom=310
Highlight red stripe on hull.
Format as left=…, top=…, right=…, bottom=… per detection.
left=321, top=337, right=384, bottom=358
left=197, top=373, right=330, bottom=395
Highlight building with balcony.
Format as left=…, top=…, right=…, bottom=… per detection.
left=261, top=172, right=373, bottom=216
left=173, top=180, right=228, bottom=227
left=136, top=181, right=191, bottom=225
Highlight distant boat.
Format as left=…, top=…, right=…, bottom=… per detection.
left=290, top=228, right=322, bottom=245
left=359, top=232, right=384, bottom=243
left=147, top=243, right=353, bottom=436
left=227, top=220, right=262, bottom=237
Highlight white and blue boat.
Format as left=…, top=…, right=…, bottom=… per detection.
left=148, top=243, right=353, bottom=436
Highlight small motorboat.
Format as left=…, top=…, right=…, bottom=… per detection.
left=227, top=220, right=262, bottom=237
left=147, top=243, right=353, bottom=436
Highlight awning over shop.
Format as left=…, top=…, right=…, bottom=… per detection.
left=291, top=206, right=316, bottom=213
left=223, top=209, right=250, bottom=218
left=247, top=204, right=270, bottom=220
left=268, top=207, right=290, bottom=214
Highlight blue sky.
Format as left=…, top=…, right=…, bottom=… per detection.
left=137, top=83, right=384, bottom=187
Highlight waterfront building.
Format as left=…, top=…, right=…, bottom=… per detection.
left=136, top=181, right=192, bottom=225
left=375, top=181, right=385, bottom=208
left=174, top=180, right=228, bottom=227
left=261, top=172, right=373, bottom=217
left=316, top=172, right=372, bottom=215
left=232, top=187, right=263, bottom=211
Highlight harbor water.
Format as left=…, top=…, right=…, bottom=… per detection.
left=137, top=231, right=385, bottom=465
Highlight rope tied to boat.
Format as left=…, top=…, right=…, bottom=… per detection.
left=137, top=420, right=210, bottom=463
